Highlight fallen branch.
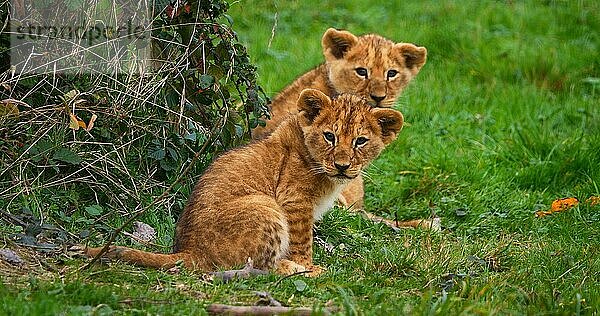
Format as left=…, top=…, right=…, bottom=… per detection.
left=206, top=304, right=330, bottom=316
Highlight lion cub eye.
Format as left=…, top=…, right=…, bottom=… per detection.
left=354, top=136, right=369, bottom=147
left=387, top=69, right=398, bottom=79
left=323, top=131, right=336, bottom=144
left=355, top=67, right=368, bottom=78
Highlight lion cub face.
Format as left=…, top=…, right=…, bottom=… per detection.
left=297, top=89, right=404, bottom=181
left=322, top=28, right=427, bottom=108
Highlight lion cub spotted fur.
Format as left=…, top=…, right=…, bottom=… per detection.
left=86, top=89, right=404, bottom=276
left=251, top=28, right=426, bottom=213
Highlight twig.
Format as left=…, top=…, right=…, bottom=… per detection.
left=0, top=210, right=28, bottom=227
left=119, top=298, right=173, bottom=306
left=553, top=260, right=583, bottom=283
left=354, top=209, right=441, bottom=232
left=267, top=11, right=278, bottom=49
left=270, top=270, right=313, bottom=289
left=79, top=116, right=225, bottom=271
left=209, top=258, right=268, bottom=282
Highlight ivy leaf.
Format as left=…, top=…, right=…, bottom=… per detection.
left=148, top=148, right=165, bottom=160
left=222, top=14, right=234, bottom=25
left=184, top=132, right=196, bottom=141
left=166, top=147, right=178, bottom=160
left=160, top=158, right=177, bottom=171
left=293, top=279, right=307, bottom=292
left=85, top=205, right=103, bottom=216
left=198, top=75, right=215, bottom=89
left=52, top=148, right=82, bottom=165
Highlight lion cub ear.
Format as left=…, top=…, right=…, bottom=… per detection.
left=394, top=43, right=427, bottom=74
left=297, top=89, right=331, bottom=123
left=322, top=28, right=359, bottom=61
left=371, top=108, right=404, bottom=145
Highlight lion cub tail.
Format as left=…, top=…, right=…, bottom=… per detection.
left=84, top=245, right=197, bottom=270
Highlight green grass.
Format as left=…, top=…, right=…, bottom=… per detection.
left=2, top=0, right=600, bottom=314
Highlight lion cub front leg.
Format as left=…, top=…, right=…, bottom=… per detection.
left=281, top=203, right=325, bottom=277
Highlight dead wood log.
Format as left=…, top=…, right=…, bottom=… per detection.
left=206, top=303, right=330, bottom=315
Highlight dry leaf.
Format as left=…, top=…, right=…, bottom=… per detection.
left=586, top=196, right=600, bottom=206
left=0, top=249, right=24, bottom=266
left=551, top=197, right=579, bottom=212
left=69, top=112, right=80, bottom=130
left=132, top=221, right=156, bottom=242
left=0, top=99, right=19, bottom=117
left=64, top=89, right=79, bottom=101
left=535, top=210, right=553, bottom=218
left=85, top=114, right=97, bottom=132
left=68, top=112, right=87, bottom=130
left=536, top=197, right=579, bottom=218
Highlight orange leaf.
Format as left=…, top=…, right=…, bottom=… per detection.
left=536, top=197, right=579, bottom=218
left=535, top=210, right=553, bottom=218
left=69, top=112, right=87, bottom=130
left=550, top=197, right=579, bottom=212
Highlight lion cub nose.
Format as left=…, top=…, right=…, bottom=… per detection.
left=370, top=94, right=386, bottom=103
left=334, top=162, right=350, bottom=172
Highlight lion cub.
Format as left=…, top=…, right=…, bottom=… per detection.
left=86, top=89, right=404, bottom=276
left=252, top=28, right=427, bottom=215
left=252, top=28, right=426, bottom=139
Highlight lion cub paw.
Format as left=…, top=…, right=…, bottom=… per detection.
left=305, top=264, right=326, bottom=277
left=276, top=260, right=326, bottom=277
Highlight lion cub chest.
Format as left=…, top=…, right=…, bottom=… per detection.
left=313, top=183, right=346, bottom=221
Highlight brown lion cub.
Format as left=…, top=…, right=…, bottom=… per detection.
left=86, top=89, right=404, bottom=276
